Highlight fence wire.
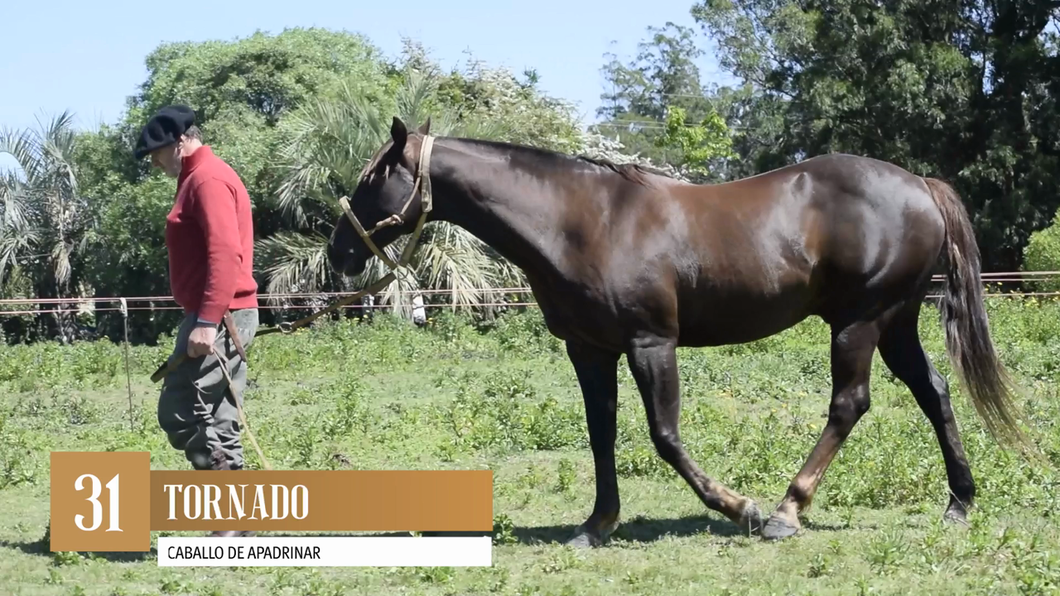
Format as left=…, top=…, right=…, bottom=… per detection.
left=1, top=272, right=1058, bottom=317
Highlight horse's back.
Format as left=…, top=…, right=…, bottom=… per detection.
left=697, top=153, right=946, bottom=267
left=547, top=152, right=948, bottom=347
left=730, top=153, right=947, bottom=322
left=658, top=153, right=947, bottom=342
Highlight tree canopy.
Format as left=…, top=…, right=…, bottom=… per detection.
left=689, top=0, right=1060, bottom=270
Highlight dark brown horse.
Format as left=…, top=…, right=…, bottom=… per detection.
left=326, top=117, right=1028, bottom=544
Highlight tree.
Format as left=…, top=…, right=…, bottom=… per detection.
left=692, top=0, right=1060, bottom=271
left=593, top=22, right=741, bottom=182
left=655, top=105, right=737, bottom=180
left=0, top=111, right=90, bottom=343
left=1022, top=208, right=1060, bottom=292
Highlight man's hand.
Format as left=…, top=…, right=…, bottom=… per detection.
left=187, top=325, right=217, bottom=358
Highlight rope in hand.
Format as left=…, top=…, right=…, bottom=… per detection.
left=149, top=269, right=399, bottom=383
left=147, top=269, right=401, bottom=472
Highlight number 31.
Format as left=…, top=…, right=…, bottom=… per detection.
left=74, top=473, right=122, bottom=532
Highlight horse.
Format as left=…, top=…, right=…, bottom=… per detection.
left=325, top=116, right=1029, bottom=544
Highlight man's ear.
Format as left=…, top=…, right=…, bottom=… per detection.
left=417, top=117, right=432, bottom=136
left=390, top=116, right=409, bottom=154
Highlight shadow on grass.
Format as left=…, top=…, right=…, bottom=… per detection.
left=1, top=517, right=855, bottom=562
left=503, top=515, right=854, bottom=545
left=511, top=516, right=754, bottom=545
left=260, top=513, right=847, bottom=547
left=0, top=531, right=154, bottom=563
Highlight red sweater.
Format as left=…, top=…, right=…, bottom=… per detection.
left=165, top=146, right=258, bottom=324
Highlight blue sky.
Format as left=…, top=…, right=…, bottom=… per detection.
left=1, top=0, right=735, bottom=137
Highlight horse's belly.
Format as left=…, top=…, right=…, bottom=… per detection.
left=675, top=284, right=816, bottom=347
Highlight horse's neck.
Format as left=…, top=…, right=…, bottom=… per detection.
left=430, top=139, right=568, bottom=278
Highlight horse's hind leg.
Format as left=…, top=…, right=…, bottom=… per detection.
left=627, top=335, right=762, bottom=533
left=877, top=305, right=976, bottom=524
left=763, top=318, right=882, bottom=540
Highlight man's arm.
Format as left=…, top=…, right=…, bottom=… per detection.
left=191, top=177, right=243, bottom=326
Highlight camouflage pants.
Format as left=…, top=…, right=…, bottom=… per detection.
left=157, top=308, right=258, bottom=470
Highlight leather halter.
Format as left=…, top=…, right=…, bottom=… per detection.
left=338, top=134, right=435, bottom=282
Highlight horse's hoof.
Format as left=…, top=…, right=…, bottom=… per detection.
left=943, top=502, right=970, bottom=526
left=735, top=500, right=763, bottom=535
left=761, top=512, right=800, bottom=541
left=565, top=529, right=604, bottom=549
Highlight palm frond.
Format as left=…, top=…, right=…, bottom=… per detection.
left=0, top=171, right=33, bottom=231
left=0, top=226, right=37, bottom=286
left=0, top=126, right=40, bottom=181
left=254, top=231, right=334, bottom=298
left=413, top=222, right=500, bottom=311
left=38, top=110, right=80, bottom=199
left=50, top=239, right=73, bottom=287
left=394, top=68, right=439, bottom=131
left=274, top=94, right=393, bottom=228
left=0, top=112, right=86, bottom=292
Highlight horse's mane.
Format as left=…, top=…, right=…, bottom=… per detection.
left=573, top=154, right=675, bottom=186
left=452, top=138, right=676, bottom=187
left=357, top=135, right=677, bottom=189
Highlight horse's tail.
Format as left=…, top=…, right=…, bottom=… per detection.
left=923, top=177, right=1032, bottom=452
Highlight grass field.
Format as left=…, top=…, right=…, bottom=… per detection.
left=1, top=297, right=1058, bottom=595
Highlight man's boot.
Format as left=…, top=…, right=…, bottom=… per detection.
left=205, top=448, right=256, bottom=538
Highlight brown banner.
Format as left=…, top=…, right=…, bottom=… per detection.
left=50, top=452, right=152, bottom=553
left=50, top=452, right=493, bottom=552
left=150, top=470, right=493, bottom=532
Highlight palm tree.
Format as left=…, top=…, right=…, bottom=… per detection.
left=258, top=68, right=527, bottom=322
left=0, top=111, right=89, bottom=342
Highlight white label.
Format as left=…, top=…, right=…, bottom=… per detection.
left=156, top=536, right=492, bottom=567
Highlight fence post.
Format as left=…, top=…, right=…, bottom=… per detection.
left=412, top=295, right=426, bottom=326
left=120, top=298, right=134, bottom=432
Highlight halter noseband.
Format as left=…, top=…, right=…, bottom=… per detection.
left=337, top=134, right=435, bottom=281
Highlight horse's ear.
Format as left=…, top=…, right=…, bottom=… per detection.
left=417, top=117, right=432, bottom=136
left=390, top=116, right=409, bottom=153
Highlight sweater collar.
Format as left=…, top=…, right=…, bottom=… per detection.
left=178, top=145, right=214, bottom=184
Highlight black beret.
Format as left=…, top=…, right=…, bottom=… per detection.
left=134, top=105, right=196, bottom=159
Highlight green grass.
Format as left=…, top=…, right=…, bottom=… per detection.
left=1, top=296, right=1059, bottom=595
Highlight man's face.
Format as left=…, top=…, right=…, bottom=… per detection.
left=149, top=138, right=185, bottom=178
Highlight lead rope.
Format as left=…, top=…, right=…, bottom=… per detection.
left=216, top=350, right=272, bottom=471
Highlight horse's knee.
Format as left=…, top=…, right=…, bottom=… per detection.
left=649, top=429, right=683, bottom=464
left=828, top=385, right=870, bottom=433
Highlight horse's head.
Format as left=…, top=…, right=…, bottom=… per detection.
left=326, top=116, right=434, bottom=277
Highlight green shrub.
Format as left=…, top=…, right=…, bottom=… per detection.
left=1023, top=209, right=1060, bottom=292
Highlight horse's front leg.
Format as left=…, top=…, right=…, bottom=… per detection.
left=564, top=340, right=621, bottom=548
left=627, top=334, right=763, bottom=533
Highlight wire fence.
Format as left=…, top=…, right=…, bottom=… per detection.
left=1, top=272, right=1058, bottom=317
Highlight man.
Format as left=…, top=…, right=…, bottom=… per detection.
left=135, top=106, right=259, bottom=534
